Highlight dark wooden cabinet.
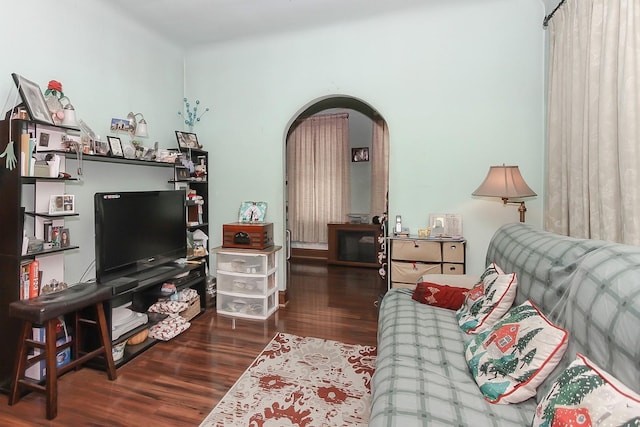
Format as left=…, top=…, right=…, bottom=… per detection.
left=327, top=223, right=383, bottom=268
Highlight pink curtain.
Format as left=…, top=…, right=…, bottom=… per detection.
left=287, top=113, right=351, bottom=244
left=370, top=116, right=389, bottom=217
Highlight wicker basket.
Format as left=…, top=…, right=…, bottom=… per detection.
left=179, top=295, right=201, bottom=321
left=127, top=328, right=149, bottom=345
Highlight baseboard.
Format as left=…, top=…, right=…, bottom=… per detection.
left=290, top=248, right=327, bottom=262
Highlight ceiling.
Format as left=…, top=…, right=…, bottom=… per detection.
left=107, top=0, right=560, bottom=47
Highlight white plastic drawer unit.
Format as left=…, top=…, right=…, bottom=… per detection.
left=216, top=289, right=278, bottom=320
left=216, top=251, right=276, bottom=275
left=217, top=270, right=276, bottom=295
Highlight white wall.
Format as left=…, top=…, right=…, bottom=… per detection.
left=186, top=0, right=547, bottom=279
left=1, top=0, right=185, bottom=282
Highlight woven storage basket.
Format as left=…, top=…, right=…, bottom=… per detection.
left=127, top=328, right=149, bottom=345
left=179, top=295, right=200, bottom=321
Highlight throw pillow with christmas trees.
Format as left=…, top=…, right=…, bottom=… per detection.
left=465, top=300, right=568, bottom=403
left=532, top=353, right=640, bottom=426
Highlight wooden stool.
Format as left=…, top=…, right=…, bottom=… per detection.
left=8, top=283, right=117, bottom=420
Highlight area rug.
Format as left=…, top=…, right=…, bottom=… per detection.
left=200, top=332, right=377, bottom=426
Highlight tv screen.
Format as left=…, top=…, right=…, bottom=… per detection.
left=94, top=190, right=186, bottom=283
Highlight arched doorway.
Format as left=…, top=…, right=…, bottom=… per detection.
left=282, top=95, right=389, bottom=296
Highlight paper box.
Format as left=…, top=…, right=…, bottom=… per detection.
left=25, top=325, right=72, bottom=381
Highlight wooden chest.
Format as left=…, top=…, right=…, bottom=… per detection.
left=222, top=222, right=274, bottom=250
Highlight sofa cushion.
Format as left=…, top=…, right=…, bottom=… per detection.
left=370, top=289, right=537, bottom=427
left=412, top=282, right=468, bottom=310
left=456, top=263, right=517, bottom=334
left=532, top=354, right=640, bottom=426
left=465, top=300, right=568, bottom=404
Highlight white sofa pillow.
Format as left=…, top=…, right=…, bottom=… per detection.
left=456, top=263, right=517, bottom=334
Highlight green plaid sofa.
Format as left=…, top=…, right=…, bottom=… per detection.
left=370, top=223, right=640, bottom=426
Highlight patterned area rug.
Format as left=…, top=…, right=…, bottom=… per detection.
left=200, top=332, right=377, bottom=426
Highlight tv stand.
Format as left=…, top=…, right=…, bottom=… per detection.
left=85, top=262, right=207, bottom=369
left=327, top=223, right=383, bottom=268
left=125, top=264, right=182, bottom=286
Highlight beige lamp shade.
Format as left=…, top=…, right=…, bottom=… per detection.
left=472, top=165, right=536, bottom=222
left=472, top=165, right=536, bottom=199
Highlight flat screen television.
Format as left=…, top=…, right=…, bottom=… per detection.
left=94, top=190, right=186, bottom=283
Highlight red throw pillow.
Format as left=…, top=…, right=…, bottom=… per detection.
left=412, top=282, right=469, bottom=310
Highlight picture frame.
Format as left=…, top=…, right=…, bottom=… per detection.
left=175, top=166, right=191, bottom=180
left=120, top=139, right=136, bottom=159
left=428, top=213, right=463, bottom=238
left=175, top=130, right=200, bottom=149
left=11, top=73, right=54, bottom=125
left=352, top=147, right=369, bottom=162
left=94, top=140, right=109, bottom=156
left=49, top=194, right=75, bottom=215
left=60, top=228, right=70, bottom=248
left=107, top=136, right=124, bottom=157
left=110, top=117, right=131, bottom=132
left=239, top=201, right=267, bottom=223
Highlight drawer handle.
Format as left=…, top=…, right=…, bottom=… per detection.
left=449, top=266, right=457, bottom=271
left=450, top=245, right=457, bottom=250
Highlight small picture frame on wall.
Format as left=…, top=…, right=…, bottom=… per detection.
left=352, top=147, right=369, bottom=162
left=107, top=136, right=124, bottom=157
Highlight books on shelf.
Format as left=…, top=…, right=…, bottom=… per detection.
left=20, top=259, right=41, bottom=300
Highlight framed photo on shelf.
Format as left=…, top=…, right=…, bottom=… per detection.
left=60, top=228, right=70, bottom=248
left=428, top=213, right=463, bottom=238
left=239, top=201, right=267, bottom=223
left=352, top=147, right=369, bottom=162
left=49, top=194, right=75, bottom=215
left=107, top=136, right=123, bottom=157
left=94, top=140, right=109, bottom=156
left=175, top=130, right=200, bottom=149
left=11, top=73, right=54, bottom=125
left=175, top=166, right=191, bottom=180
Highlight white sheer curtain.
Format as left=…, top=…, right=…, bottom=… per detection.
left=370, top=116, right=389, bottom=217
left=287, top=113, right=350, bottom=244
left=545, top=0, right=640, bottom=244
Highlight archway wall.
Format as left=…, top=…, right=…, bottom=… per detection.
left=185, top=0, right=546, bottom=287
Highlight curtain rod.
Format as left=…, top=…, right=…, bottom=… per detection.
left=543, top=0, right=567, bottom=28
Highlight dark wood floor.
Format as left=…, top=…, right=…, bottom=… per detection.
left=0, top=262, right=385, bottom=426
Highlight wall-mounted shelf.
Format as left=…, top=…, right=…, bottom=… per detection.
left=25, top=211, right=80, bottom=219
left=43, top=150, right=175, bottom=168
left=21, top=246, right=79, bottom=260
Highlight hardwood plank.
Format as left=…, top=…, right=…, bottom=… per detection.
left=0, top=262, right=385, bottom=425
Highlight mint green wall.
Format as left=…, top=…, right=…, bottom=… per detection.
left=1, top=0, right=547, bottom=288
left=1, top=0, right=184, bottom=283
left=186, top=0, right=546, bottom=278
